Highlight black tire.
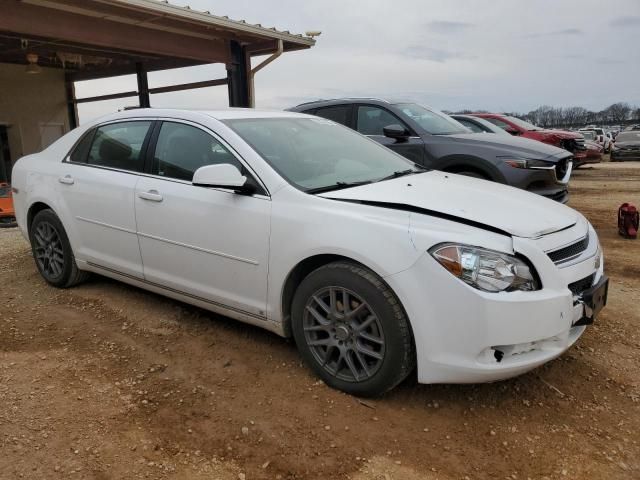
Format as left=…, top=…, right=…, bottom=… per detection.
left=29, top=209, right=89, bottom=288
left=291, top=261, right=414, bottom=397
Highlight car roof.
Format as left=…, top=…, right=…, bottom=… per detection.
left=88, top=108, right=311, bottom=125
left=289, top=98, right=426, bottom=110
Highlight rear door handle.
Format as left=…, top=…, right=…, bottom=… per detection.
left=58, top=175, right=74, bottom=185
left=138, top=190, right=163, bottom=202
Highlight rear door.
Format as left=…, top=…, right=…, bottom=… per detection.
left=355, top=105, right=425, bottom=164
left=57, top=120, right=153, bottom=278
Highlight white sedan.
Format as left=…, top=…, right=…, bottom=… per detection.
left=11, top=109, right=608, bottom=396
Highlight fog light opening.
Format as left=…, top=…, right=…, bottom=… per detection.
left=493, top=348, right=505, bottom=363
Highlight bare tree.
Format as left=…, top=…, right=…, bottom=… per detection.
left=605, top=103, right=632, bottom=123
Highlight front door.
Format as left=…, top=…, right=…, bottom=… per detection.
left=355, top=105, right=425, bottom=165
left=134, top=121, right=271, bottom=317
left=57, top=120, right=153, bottom=278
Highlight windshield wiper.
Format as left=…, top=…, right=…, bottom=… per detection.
left=377, top=167, right=427, bottom=182
left=306, top=180, right=373, bottom=194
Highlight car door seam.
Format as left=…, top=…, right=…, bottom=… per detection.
left=132, top=176, right=146, bottom=278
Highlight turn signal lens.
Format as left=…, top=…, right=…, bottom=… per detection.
left=430, top=244, right=540, bottom=292
left=594, top=241, right=602, bottom=271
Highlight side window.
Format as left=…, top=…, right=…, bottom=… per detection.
left=313, top=105, right=350, bottom=126
left=485, top=117, right=512, bottom=131
left=87, top=121, right=152, bottom=171
left=458, top=119, right=483, bottom=133
left=69, top=129, right=95, bottom=163
left=357, top=106, right=406, bottom=136
left=152, top=122, right=243, bottom=182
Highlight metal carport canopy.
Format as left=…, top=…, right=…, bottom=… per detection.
left=0, top=0, right=316, bottom=123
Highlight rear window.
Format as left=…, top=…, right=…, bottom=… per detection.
left=313, top=105, right=350, bottom=126
left=87, top=121, right=152, bottom=172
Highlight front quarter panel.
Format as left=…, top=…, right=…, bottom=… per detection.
left=267, top=187, right=423, bottom=322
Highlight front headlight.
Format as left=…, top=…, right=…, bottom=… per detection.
left=500, top=158, right=554, bottom=170
left=429, top=244, right=540, bottom=292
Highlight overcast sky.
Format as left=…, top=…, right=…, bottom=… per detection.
left=76, top=0, right=640, bottom=123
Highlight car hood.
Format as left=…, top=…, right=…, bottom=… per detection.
left=615, top=141, right=640, bottom=147
left=319, top=171, right=578, bottom=238
left=442, top=132, right=571, bottom=161
left=534, top=129, right=582, bottom=139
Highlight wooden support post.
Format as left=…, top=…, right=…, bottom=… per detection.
left=64, top=73, right=79, bottom=129
left=226, top=40, right=250, bottom=107
left=136, top=63, right=151, bottom=108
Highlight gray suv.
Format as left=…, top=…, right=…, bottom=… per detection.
left=288, top=99, right=573, bottom=203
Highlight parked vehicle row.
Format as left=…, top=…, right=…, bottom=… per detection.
left=469, top=113, right=588, bottom=163
left=11, top=108, right=608, bottom=396
left=288, top=99, right=573, bottom=203
left=579, top=127, right=612, bottom=153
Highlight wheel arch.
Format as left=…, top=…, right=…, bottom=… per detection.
left=279, top=254, right=415, bottom=349
left=27, top=201, right=55, bottom=234
left=438, top=154, right=506, bottom=183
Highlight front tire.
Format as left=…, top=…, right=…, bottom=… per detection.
left=29, top=209, right=89, bottom=288
left=292, top=262, right=414, bottom=397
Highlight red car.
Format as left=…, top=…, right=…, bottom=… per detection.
left=471, top=113, right=587, bottom=163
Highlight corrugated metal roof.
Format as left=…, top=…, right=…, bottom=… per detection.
left=112, top=0, right=317, bottom=47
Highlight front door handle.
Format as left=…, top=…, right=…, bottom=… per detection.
left=58, top=175, right=74, bottom=185
left=138, top=190, right=163, bottom=202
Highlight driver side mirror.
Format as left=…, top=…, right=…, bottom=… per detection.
left=192, top=164, right=255, bottom=195
left=505, top=127, right=520, bottom=136
left=383, top=124, right=410, bottom=142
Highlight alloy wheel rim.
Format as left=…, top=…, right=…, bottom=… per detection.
left=33, top=221, right=64, bottom=279
left=303, top=286, right=385, bottom=382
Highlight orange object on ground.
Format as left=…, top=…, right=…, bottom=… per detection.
left=618, top=203, right=639, bottom=239
left=0, top=182, right=17, bottom=228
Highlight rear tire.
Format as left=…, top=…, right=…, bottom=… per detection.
left=29, top=209, right=89, bottom=288
left=291, top=261, right=415, bottom=397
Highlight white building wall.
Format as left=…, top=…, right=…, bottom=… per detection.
left=0, top=63, right=70, bottom=168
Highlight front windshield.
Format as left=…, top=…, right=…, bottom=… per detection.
left=0, top=186, right=10, bottom=198
left=224, top=117, right=420, bottom=192
left=395, top=103, right=469, bottom=135
left=505, top=116, right=541, bottom=131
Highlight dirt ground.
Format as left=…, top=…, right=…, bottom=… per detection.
left=1, top=161, right=639, bottom=480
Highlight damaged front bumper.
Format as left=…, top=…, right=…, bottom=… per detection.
left=385, top=243, right=605, bottom=384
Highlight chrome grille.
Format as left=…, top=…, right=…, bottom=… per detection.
left=547, top=236, right=589, bottom=264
